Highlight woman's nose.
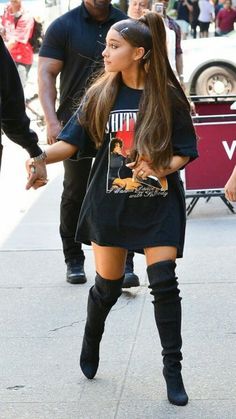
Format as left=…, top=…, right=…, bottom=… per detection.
left=102, top=47, right=107, bottom=57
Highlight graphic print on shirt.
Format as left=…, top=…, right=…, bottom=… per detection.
left=106, top=109, right=168, bottom=198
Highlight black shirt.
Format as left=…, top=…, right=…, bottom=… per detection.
left=174, top=0, right=193, bottom=22
left=0, top=37, right=41, bottom=170
left=39, top=3, right=127, bottom=123
left=59, top=84, right=198, bottom=257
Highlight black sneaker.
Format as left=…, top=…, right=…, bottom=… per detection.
left=122, top=263, right=140, bottom=288
left=66, top=259, right=87, bottom=284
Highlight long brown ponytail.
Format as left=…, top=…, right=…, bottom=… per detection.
left=79, top=13, right=190, bottom=168
left=134, top=13, right=190, bottom=168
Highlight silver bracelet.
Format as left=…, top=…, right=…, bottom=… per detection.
left=32, top=151, right=47, bottom=162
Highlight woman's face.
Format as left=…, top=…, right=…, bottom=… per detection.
left=102, top=28, right=143, bottom=73
left=113, top=142, right=122, bottom=154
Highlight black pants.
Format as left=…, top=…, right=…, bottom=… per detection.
left=191, top=21, right=199, bottom=38
left=60, top=158, right=92, bottom=263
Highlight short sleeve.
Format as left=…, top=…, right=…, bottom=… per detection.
left=39, top=18, right=67, bottom=61
left=57, top=109, right=97, bottom=160
left=172, top=106, right=198, bottom=162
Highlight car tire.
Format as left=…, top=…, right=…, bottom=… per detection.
left=195, top=66, right=236, bottom=95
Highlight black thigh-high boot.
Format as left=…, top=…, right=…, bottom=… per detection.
left=80, top=273, right=123, bottom=379
left=147, top=260, right=188, bottom=406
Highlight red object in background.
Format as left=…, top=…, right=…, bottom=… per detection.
left=194, top=101, right=236, bottom=116
left=185, top=97, right=236, bottom=191
left=185, top=122, right=236, bottom=190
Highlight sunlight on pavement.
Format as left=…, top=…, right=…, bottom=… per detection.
left=0, top=136, right=63, bottom=247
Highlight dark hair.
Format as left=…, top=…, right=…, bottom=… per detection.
left=112, top=19, right=152, bottom=59
left=110, top=138, right=123, bottom=152
left=79, top=13, right=190, bottom=169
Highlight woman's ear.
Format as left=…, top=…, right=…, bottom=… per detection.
left=134, top=46, right=145, bottom=61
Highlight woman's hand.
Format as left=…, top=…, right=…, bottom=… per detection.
left=25, top=160, right=48, bottom=190
left=127, top=155, right=190, bottom=180
left=126, top=158, right=169, bottom=180
left=126, top=159, right=167, bottom=180
left=25, top=141, right=79, bottom=190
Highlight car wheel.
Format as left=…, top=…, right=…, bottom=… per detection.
left=195, top=66, right=236, bottom=96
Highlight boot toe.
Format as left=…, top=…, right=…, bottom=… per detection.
left=122, top=272, right=140, bottom=288
left=80, top=358, right=99, bottom=379
left=66, top=260, right=87, bottom=284
left=167, top=389, right=188, bottom=406
left=163, top=369, right=188, bottom=406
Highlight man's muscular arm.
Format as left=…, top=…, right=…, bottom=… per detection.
left=38, top=57, right=63, bottom=144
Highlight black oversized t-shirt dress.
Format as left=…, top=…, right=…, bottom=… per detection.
left=58, top=84, right=198, bottom=257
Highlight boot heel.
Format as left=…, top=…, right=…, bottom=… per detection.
left=163, top=367, right=188, bottom=406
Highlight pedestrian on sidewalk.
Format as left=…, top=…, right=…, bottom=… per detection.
left=173, top=0, right=193, bottom=39
left=190, top=0, right=200, bottom=38
left=38, top=0, right=140, bottom=288
left=128, top=0, right=185, bottom=87
left=215, top=0, right=236, bottom=35
left=198, top=0, right=215, bottom=38
left=0, top=0, right=35, bottom=87
left=26, top=12, right=198, bottom=406
left=0, top=36, right=46, bottom=185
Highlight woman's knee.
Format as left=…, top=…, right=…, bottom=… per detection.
left=92, top=243, right=127, bottom=279
left=144, top=246, right=177, bottom=266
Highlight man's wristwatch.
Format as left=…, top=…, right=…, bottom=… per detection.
left=32, top=151, right=47, bottom=162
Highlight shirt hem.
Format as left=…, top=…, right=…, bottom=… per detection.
left=77, top=236, right=183, bottom=258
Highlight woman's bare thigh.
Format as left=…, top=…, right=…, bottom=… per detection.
left=144, top=246, right=177, bottom=267
left=92, top=242, right=128, bottom=280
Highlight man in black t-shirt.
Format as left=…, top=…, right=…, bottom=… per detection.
left=38, top=0, right=140, bottom=287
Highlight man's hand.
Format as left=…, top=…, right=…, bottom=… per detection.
left=25, top=159, right=48, bottom=190
left=190, top=101, right=196, bottom=115
left=46, top=120, right=62, bottom=144
left=225, top=167, right=236, bottom=202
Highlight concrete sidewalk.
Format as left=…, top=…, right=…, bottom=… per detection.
left=0, top=140, right=236, bottom=419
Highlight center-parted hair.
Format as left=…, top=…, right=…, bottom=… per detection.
left=79, top=13, right=190, bottom=169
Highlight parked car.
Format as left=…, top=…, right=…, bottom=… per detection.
left=182, top=31, right=236, bottom=96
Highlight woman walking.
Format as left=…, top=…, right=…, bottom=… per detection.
left=26, top=12, right=198, bottom=406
